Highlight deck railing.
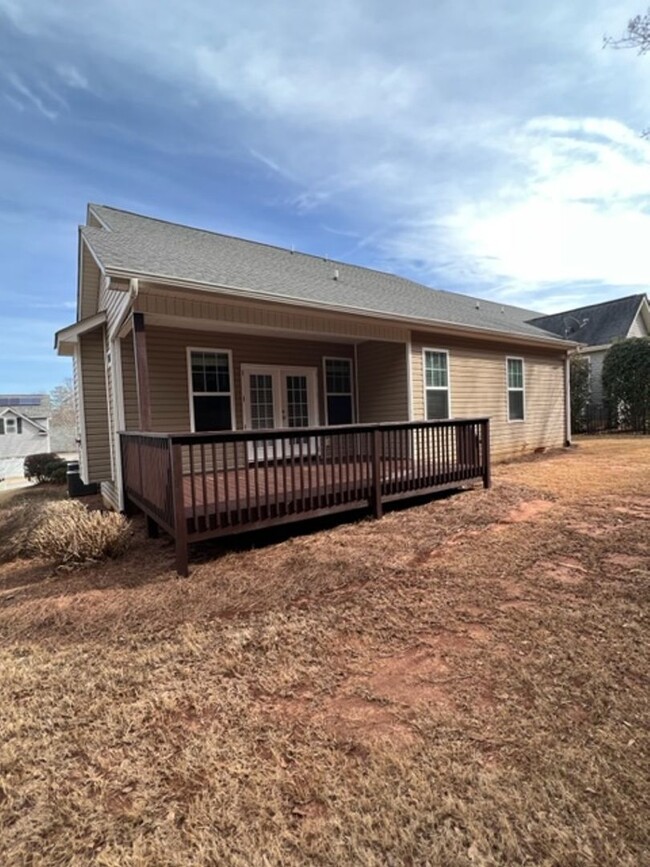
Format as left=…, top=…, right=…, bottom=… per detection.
left=120, top=418, right=490, bottom=575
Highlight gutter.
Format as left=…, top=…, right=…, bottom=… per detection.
left=102, top=266, right=578, bottom=351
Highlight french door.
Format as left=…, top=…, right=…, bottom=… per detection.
left=242, top=365, right=319, bottom=460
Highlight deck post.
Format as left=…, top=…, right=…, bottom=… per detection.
left=481, top=419, right=492, bottom=489
left=132, top=312, right=152, bottom=431
left=370, top=427, right=383, bottom=519
left=170, top=440, right=189, bottom=577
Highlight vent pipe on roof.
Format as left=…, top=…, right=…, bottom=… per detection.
left=475, top=301, right=480, bottom=310
left=333, top=268, right=339, bottom=281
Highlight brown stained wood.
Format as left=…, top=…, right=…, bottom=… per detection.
left=132, top=312, right=152, bottom=430
left=120, top=419, right=491, bottom=576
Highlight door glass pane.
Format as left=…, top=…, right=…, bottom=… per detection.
left=285, top=376, right=309, bottom=428
left=249, top=374, right=275, bottom=430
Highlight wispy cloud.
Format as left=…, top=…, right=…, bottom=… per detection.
left=55, top=63, right=89, bottom=90
left=7, top=72, right=58, bottom=119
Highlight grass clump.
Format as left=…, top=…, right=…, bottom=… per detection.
left=0, top=495, right=131, bottom=565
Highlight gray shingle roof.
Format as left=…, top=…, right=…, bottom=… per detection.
left=84, top=205, right=571, bottom=345
left=529, top=295, right=647, bottom=346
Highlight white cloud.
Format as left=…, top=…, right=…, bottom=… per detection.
left=7, top=72, right=57, bottom=119
left=55, top=63, right=89, bottom=90
left=2, top=0, right=649, bottom=312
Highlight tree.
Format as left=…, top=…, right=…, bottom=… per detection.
left=49, top=379, right=76, bottom=429
left=47, top=379, right=78, bottom=453
left=604, top=8, right=650, bottom=53
left=602, top=338, right=650, bottom=433
left=570, top=355, right=591, bottom=432
left=604, top=8, right=650, bottom=137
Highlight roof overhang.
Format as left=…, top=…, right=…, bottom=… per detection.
left=103, top=266, right=578, bottom=351
left=0, top=407, right=48, bottom=433
left=54, top=311, right=106, bottom=356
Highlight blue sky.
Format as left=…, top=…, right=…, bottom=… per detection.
left=0, top=0, right=648, bottom=392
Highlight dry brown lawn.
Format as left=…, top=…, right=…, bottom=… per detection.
left=0, top=436, right=648, bottom=866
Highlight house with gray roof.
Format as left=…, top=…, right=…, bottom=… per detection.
left=530, top=294, right=650, bottom=410
left=55, top=205, right=577, bottom=571
left=0, top=395, right=50, bottom=480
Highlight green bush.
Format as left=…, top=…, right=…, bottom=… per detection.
left=603, top=338, right=650, bottom=433
left=24, top=453, right=68, bottom=484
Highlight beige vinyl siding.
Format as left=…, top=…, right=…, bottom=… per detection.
left=136, top=287, right=409, bottom=344
left=144, top=326, right=355, bottom=431
left=78, top=328, right=112, bottom=482
left=79, top=243, right=102, bottom=320
left=411, top=331, right=566, bottom=462
left=357, top=341, right=409, bottom=423
left=120, top=336, right=140, bottom=430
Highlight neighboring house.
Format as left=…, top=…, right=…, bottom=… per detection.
left=530, top=295, right=650, bottom=411
left=55, top=205, right=577, bottom=570
left=0, top=395, right=50, bottom=479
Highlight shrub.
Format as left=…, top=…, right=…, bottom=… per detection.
left=0, top=497, right=132, bottom=566
left=603, top=337, right=650, bottom=433
left=570, top=355, right=591, bottom=432
left=24, top=453, right=68, bottom=484
left=31, top=500, right=132, bottom=565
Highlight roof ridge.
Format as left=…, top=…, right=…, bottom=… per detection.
left=530, top=293, right=646, bottom=321
left=89, top=204, right=542, bottom=317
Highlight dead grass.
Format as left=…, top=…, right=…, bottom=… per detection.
left=0, top=488, right=131, bottom=566
left=0, top=437, right=648, bottom=865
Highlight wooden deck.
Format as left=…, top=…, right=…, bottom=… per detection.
left=121, top=419, right=491, bottom=575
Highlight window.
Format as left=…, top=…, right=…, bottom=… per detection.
left=423, top=350, right=450, bottom=419
left=188, top=349, right=233, bottom=431
left=4, top=417, right=21, bottom=434
left=324, top=358, right=354, bottom=424
left=507, top=357, right=525, bottom=421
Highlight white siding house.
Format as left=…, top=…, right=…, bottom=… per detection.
left=0, top=398, right=51, bottom=480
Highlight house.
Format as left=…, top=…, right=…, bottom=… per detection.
left=0, top=395, right=50, bottom=480
left=530, top=295, right=650, bottom=411
left=55, top=205, right=576, bottom=573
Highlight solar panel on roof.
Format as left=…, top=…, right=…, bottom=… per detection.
left=0, top=395, right=45, bottom=406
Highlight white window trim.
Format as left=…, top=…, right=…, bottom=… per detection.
left=323, top=356, right=355, bottom=424
left=506, top=356, right=526, bottom=423
left=186, top=347, right=236, bottom=432
left=422, top=348, right=452, bottom=420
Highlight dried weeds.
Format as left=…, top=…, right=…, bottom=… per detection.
left=0, top=437, right=648, bottom=865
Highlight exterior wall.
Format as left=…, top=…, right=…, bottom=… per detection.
left=357, top=341, right=409, bottom=423
left=78, top=329, right=112, bottom=482
left=0, top=413, right=50, bottom=479
left=628, top=308, right=649, bottom=338
left=136, top=286, right=409, bottom=344
left=79, top=244, right=102, bottom=320
left=144, top=325, right=355, bottom=431
left=410, top=331, right=566, bottom=462
left=120, top=336, right=140, bottom=430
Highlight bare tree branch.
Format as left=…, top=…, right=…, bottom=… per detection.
left=604, top=8, right=650, bottom=54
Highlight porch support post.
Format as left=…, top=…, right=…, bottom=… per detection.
left=170, top=440, right=189, bottom=577
left=564, top=351, right=572, bottom=447
left=370, top=427, right=383, bottom=519
left=132, top=312, right=152, bottom=431
left=481, top=419, right=492, bottom=489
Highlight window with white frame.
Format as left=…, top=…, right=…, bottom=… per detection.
left=2, top=416, right=21, bottom=434
left=506, top=357, right=525, bottom=421
left=324, top=358, right=353, bottom=424
left=424, top=350, right=450, bottom=419
left=189, top=350, right=233, bottom=431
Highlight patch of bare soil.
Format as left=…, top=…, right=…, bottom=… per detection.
left=0, top=437, right=648, bottom=866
